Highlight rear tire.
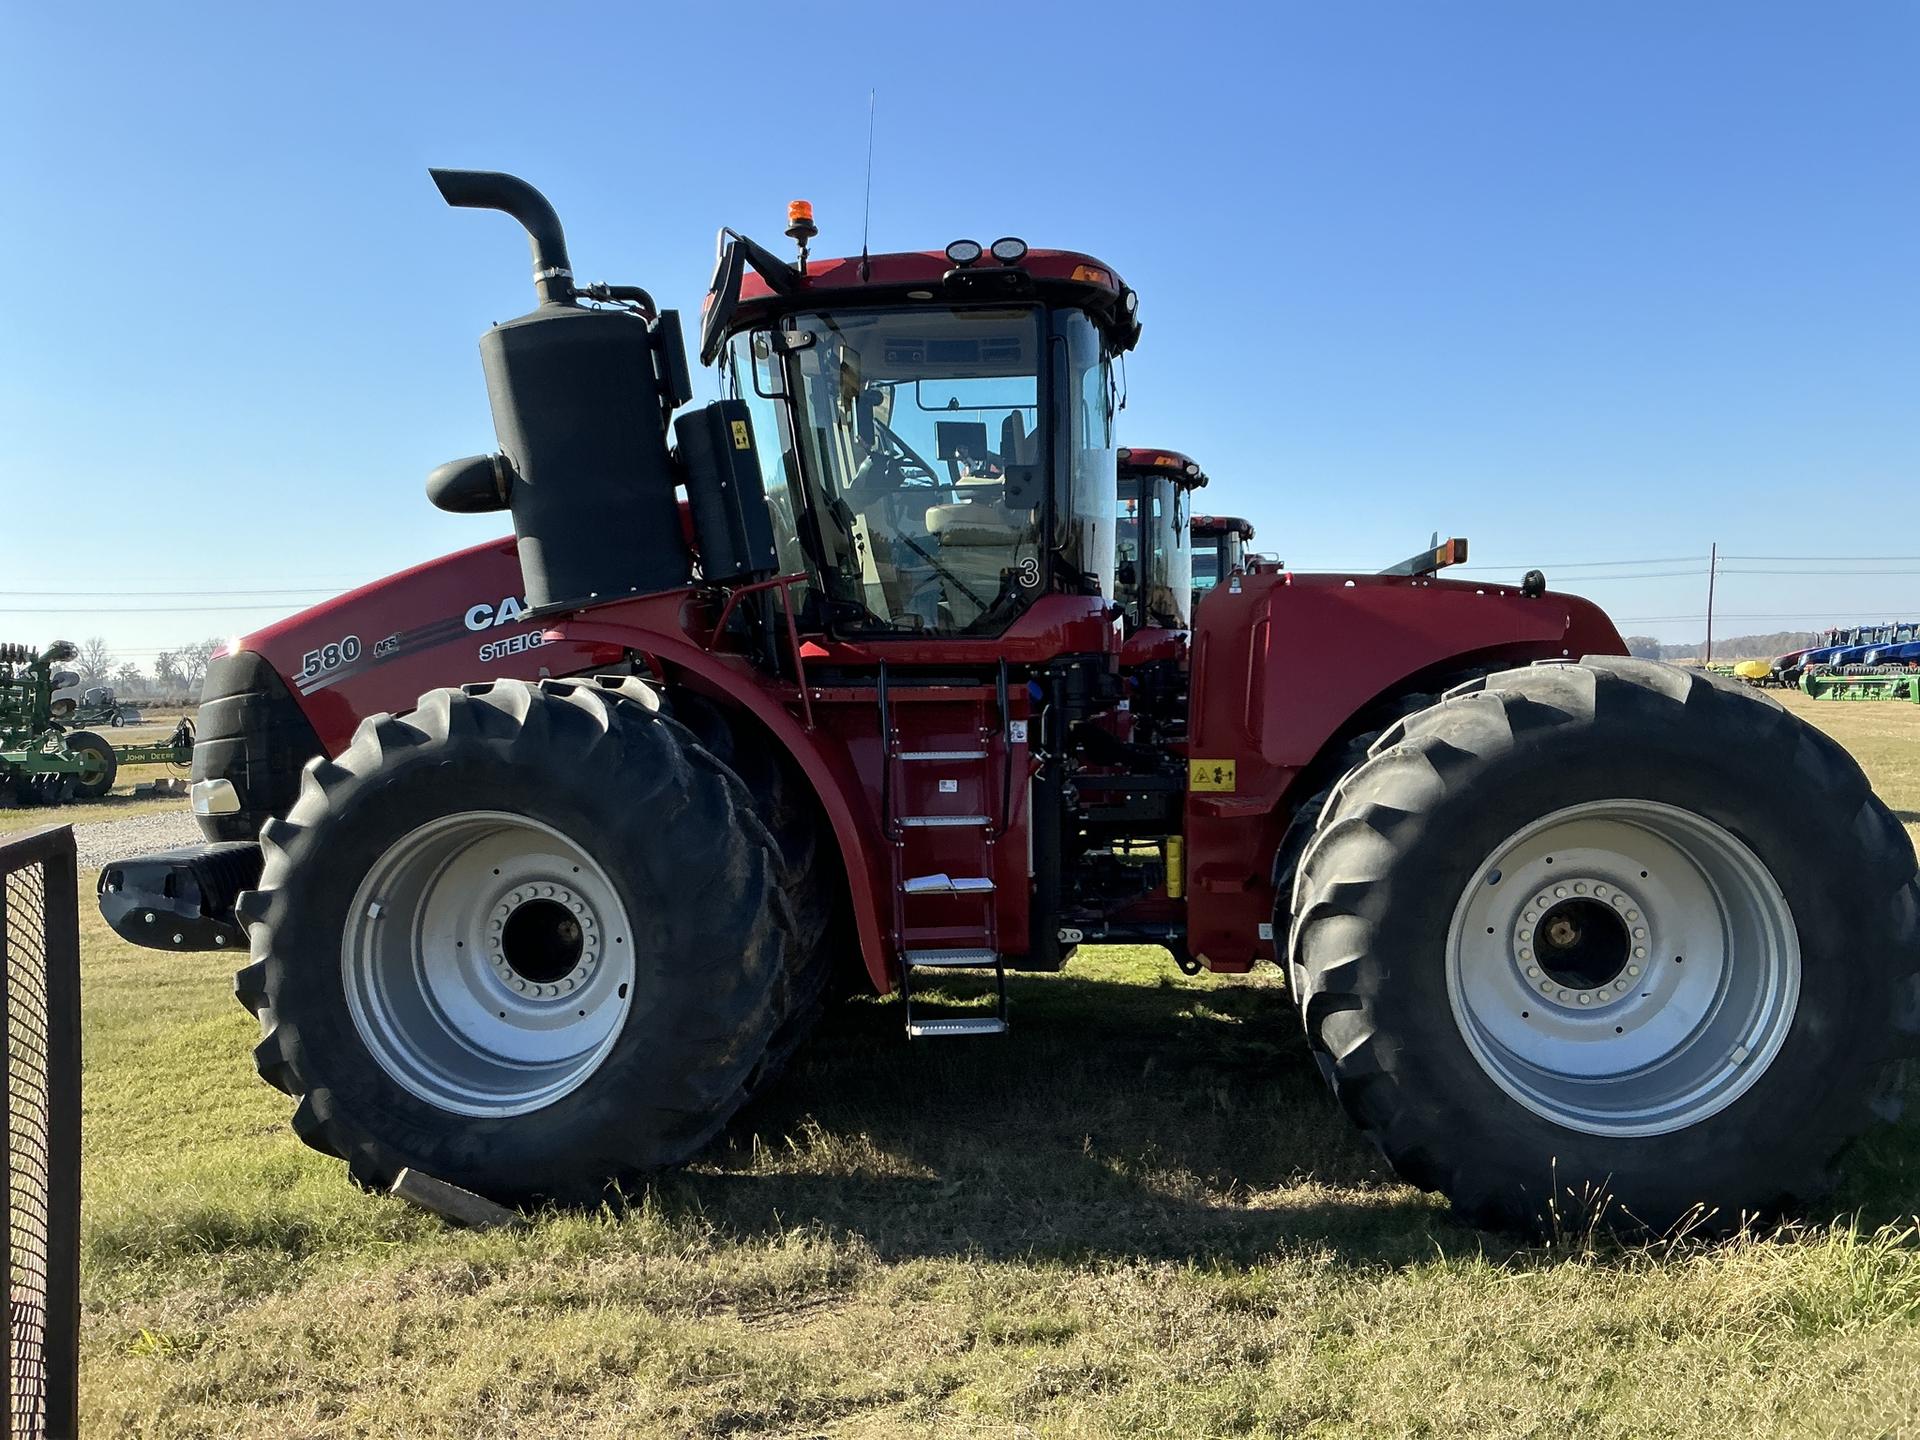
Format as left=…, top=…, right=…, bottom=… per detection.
left=233, top=677, right=791, bottom=1205
left=66, top=730, right=116, bottom=799
left=1289, top=657, right=1920, bottom=1230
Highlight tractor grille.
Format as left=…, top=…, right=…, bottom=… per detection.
left=1, top=826, right=79, bottom=1439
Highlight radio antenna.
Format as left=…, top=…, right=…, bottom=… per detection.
left=860, top=89, right=876, bottom=280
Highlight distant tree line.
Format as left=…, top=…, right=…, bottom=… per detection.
left=54, top=635, right=225, bottom=703
left=1623, top=631, right=1819, bottom=663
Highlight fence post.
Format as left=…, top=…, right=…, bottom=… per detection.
left=1, top=824, right=81, bottom=1440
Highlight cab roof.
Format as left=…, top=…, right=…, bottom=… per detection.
left=1192, top=514, right=1255, bottom=539
left=1118, top=447, right=1208, bottom=489
left=729, top=246, right=1140, bottom=350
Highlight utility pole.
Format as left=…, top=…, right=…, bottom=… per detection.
left=1704, top=543, right=1718, bottom=666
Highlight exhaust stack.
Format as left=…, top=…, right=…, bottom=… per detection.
left=427, top=167, right=691, bottom=613
left=429, top=168, right=575, bottom=305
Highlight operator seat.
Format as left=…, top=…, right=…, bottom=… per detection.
left=922, top=412, right=1037, bottom=618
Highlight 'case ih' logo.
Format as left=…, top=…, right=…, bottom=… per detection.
left=464, top=596, right=527, bottom=631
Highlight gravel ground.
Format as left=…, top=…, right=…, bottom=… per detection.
left=73, top=808, right=203, bottom=869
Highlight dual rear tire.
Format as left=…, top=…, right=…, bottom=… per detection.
left=1289, top=658, right=1920, bottom=1229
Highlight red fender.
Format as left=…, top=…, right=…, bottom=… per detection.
left=542, top=599, right=898, bottom=994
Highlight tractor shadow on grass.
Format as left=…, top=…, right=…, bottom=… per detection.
left=663, top=961, right=1471, bottom=1267
left=663, top=959, right=1920, bottom=1269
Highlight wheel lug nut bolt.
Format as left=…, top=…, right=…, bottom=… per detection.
left=1519, top=929, right=1532, bottom=941
left=1633, top=947, right=1647, bottom=959
left=1554, top=886, right=1567, bottom=898
left=1540, top=981, right=1554, bottom=993
left=1574, top=883, right=1587, bottom=894
left=1627, top=965, right=1641, bottom=977
left=1557, top=989, right=1571, bottom=1001
left=1578, top=994, right=1591, bottom=1005
left=1520, top=948, right=1533, bottom=961
left=1633, top=927, right=1647, bottom=939
left=1526, top=966, right=1540, bottom=978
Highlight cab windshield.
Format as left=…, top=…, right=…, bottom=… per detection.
left=1117, top=475, right=1190, bottom=629
left=1192, top=530, right=1244, bottom=594
left=731, top=306, right=1048, bottom=635
left=1193, top=547, right=1220, bottom=592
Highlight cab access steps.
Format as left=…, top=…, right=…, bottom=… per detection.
left=879, top=661, right=1013, bottom=1038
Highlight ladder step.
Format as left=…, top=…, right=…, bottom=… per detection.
left=901, top=874, right=996, bottom=895
left=903, top=947, right=999, bottom=968
left=907, top=1017, right=1009, bottom=1038
left=898, top=814, right=989, bottom=828
left=898, top=749, right=988, bottom=761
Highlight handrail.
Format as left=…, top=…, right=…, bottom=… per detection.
left=706, top=572, right=815, bottom=729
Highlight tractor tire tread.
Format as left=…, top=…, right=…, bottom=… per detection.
left=1290, top=655, right=1920, bottom=1231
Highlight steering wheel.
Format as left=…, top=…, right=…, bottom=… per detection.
left=872, top=416, right=945, bottom=487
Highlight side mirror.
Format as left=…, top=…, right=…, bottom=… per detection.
left=699, top=241, right=746, bottom=366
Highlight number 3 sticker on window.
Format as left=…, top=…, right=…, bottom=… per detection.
left=1017, top=555, right=1041, bottom=588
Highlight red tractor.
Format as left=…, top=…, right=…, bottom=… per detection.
left=1116, top=446, right=1204, bottom=650
left=1190, top=510, right=1256, bottom=611
left=101, top=172, right=1917, bottom=1229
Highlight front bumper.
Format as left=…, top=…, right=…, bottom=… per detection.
left=97, top=842, right=262, bottom=951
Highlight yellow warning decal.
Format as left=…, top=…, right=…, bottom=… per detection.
left=1189, top=759, right=1236, bottom=793
left=730, top=419, right=752, bottom=450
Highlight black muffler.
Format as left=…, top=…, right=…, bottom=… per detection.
left=425, top=168, right=691, bottom=613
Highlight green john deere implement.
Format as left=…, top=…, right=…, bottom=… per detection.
left=0, top=641, right=194, bottom=805
left=1800, top=669, right=1920, bottom=703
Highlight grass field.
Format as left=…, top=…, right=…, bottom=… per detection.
left=69, top=692, right=1920, bottom=1437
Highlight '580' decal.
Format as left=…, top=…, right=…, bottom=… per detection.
left=299, top=635, right=361, bottom=681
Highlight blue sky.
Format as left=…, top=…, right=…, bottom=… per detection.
left=2, top=0, right=1914, bottom=659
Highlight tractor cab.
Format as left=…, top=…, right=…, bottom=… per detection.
left=1190, top=513, right=1255, bottom=611
left=704, top=220, right=1141, bottom=651
left=1114, top=446, right=1205, bottom=641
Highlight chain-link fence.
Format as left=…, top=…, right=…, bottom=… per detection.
left=1, top=827, right=79, bottom=1440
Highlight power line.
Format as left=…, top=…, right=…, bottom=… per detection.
left=0, top=603, right=302, bottom=615
left=1455, top=555, right=1704, bottom=570
left=1719, top=568, right=1920, bottom=577
left=1545, top=570, right=1709, bottom=582
left=0, top=587, right=338, bottom=599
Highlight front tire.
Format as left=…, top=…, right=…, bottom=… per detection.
left=1289, top=658, right=1920, bottom=1229
left=233, top=677, right=791, bottom=1205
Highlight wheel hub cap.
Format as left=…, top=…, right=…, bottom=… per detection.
left=343, top=812, right=636, bottom=1118
left=1447, top=799, right=1800, bottom=1137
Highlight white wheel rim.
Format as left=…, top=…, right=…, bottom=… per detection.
left=343, top=811, right=636, bottom=1118
left=1446, top=799, right=1800, bottom=1137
